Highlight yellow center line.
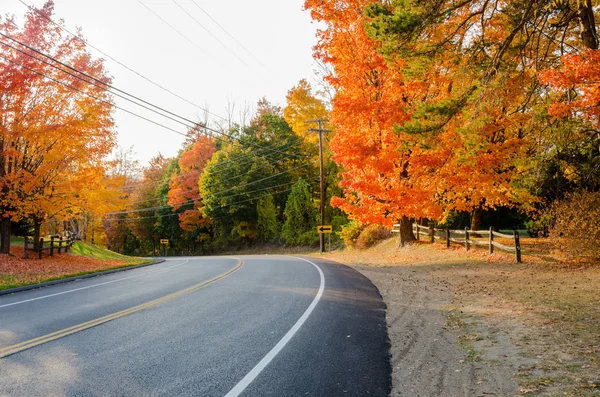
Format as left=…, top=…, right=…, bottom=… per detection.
left=0, top=258, right=244, bottom=359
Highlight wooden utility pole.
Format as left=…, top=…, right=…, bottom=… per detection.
left=307, top=119, right=331, bottom=253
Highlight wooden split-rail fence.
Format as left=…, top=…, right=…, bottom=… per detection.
left=393, top=223, right=522, bottom=263
left=23, top=232, right=76, bottom=259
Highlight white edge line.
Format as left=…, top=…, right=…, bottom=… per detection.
left=224, top=256, right=325, bottom=397
left=0, top=260, right=190, bottom=309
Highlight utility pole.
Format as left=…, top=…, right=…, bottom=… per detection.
left=306, top=118, right=331, bottom=253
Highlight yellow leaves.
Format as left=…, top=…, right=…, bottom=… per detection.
left=284, top=79, right=329, bottom=144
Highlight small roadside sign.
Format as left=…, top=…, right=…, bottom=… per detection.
left=317, top=225, right=333, bottom=234
left=160, top=239, right=169, bottom=245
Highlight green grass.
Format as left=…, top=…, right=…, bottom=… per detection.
left=70, top=241, right=147, bottom=263
left=10, top=236, right=24, bottom=246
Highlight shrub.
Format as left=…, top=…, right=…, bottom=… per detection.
left=338, top=221, right=365, bottom=248
left=355, top=224, right=391, bottom=250
left=550, top=190, right=600, bottom=260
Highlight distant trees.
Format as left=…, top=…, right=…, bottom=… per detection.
left=97, top=97, right=331, bottom=255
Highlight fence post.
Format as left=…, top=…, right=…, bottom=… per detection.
left=39, top=238, right=44, bottom=259
left=58, top=236, right=63, bottom=254
left=446, top=228, right=450, bottom=248
left=489, top=226, right=494, bottom=255
left=513, top=230, right=522, bottom=263
left=465, top=227, right=470, bottom=251
left=24, top=236, right=29, bottom=259
left=415, top=224, right=419, bottom=241
left=430, top=226, right=434, bottom=243
left=50, top=235, right=55, bottom=257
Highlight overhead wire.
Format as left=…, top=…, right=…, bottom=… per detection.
left=6, top=2, right=319, bottom=224
left=0, top=30, right=307, bottom=173
left=0, top=37, right=201, bottom=133
left=189, top=0, right=272, bottom=73
left=0, top=54, right=189, bottom=138
left=15, top=0, right=227, bottom=122
left=171, top=0, right=254, bottom=70
left=104, top=176, right=319, bottom=220
left=135, top=0, right=226, bottom=70
left=106, top=162, right=317, bottom=216
left=120, top=138, right=309, bottom=192
left=13, top=0, right=300, bottom=161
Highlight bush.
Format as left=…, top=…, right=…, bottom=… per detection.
left=355, top=224, right=391, bottom=250
left=338, top=221, right=365, bottom=248
left=550, top=190, right=600, bottom=260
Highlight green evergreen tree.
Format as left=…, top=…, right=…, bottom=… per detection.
left=282, top=179, right=318, bottom=245
left=256, top=194, right=279, bottom=242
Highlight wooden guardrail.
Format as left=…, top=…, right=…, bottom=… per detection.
left=23, top=232, right=76, bottom=259
left=393, top=223, right=522, bottom=262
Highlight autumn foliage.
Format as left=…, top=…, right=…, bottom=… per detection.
left=0, top=1, right=120, bottom=254
left=167, top=134, right=216, bottom=232
left=305, top=0, right=599, bottom=246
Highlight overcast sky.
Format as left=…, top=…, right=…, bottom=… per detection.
left=3, top=0, right=320, bottom=165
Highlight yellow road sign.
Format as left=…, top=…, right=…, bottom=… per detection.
left=317, top=225, right=333, bottom=234
left=160, top=239, right=169, bottom=245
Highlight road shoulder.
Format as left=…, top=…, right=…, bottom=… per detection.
left=349, top=263, right=517, bottom=396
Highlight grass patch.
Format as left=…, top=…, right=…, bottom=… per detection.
left=70, top=241, right=147, bottom=263
left=10, top=236, right=24, bottom=247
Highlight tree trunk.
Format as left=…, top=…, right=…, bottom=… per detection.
left=470, top=207, right=484, bottom=231
left=33, top=219, right=42, bottom=252
left=579, top=0, right=598, bottom=49
left=397, top=215, right=415, bottom=247
left=0, top=218, right=10, bottom=254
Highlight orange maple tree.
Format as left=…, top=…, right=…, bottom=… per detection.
left=305, top=0, right=447, bottom=242
left=0, top=1, right=116, bottom=253
left=304, top=0, right=560, bottom=239
left=167, top=134, right=216, bottom=232
left=540, top=49, right=600, bottom=128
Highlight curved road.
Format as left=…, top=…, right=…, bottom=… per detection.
left=0, top=255, right=390, bottom=396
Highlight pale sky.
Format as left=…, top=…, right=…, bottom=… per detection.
left=3, top=0, right=321, bottom=165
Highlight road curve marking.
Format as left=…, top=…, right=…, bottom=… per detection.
left=224, top=256, right=325, bottom=397
left=0, top=259, right=191, bottom=309
left=0, top=258, right=244, bottom=359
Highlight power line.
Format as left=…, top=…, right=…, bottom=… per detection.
left=1, top=31, right=304, bottom=161
left=103, top=182, right=300, bottom=221
left=202, top=160, right=317, bottom=198
left=189, top=0, right=271, bottom=73
left=135, top=1, right=226, bottom=69
left=120, top=138, right=307, bottom=191
left=171, top=0, right=253, bottom=70
left=108, top=162, right=317, bottom=216
left=16, top=0, right=228, bottom=123
left=0, top=54, right=189, bottom=138
left=0, top=37, right=201, bottom=134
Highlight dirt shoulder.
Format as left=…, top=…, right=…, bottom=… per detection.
left=314, top=238, right=600, bottom=397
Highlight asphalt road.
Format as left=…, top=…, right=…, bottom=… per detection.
left=0, top=255, right=390, bottom=397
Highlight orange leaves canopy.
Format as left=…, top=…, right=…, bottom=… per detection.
left=167, top=135, right=215, bottom=232
left=0, top=1, right=116, bottom=222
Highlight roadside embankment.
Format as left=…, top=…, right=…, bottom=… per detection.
left=0, top=241, right=152, bottom=292
left=315, top=238, right=600, bottom=396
